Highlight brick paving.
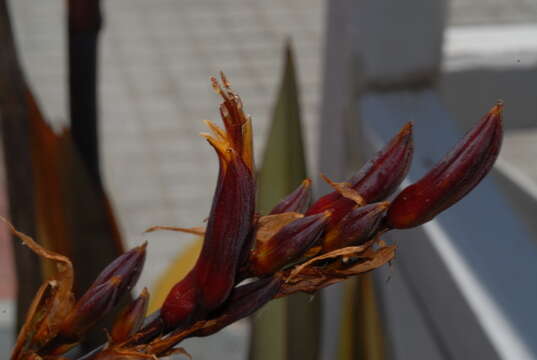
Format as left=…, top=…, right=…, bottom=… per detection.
left=1, top=0, right=537, bottom=357
left=8, top=0, right=324, bottom=294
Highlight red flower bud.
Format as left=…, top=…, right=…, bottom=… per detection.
left=111, top=288, right=149, bottom=343
left=322, top=202, right=389, bottom=252
left=348, top=122, right=413, bottom=202
left=162, top=75, right=256, bottom=329
left=60, top=277, right=121, bottom=341
left=91, top=243, right=147, bottom=299
left=161, top=271, right=199, bottom=330
left=248, top=212, right=330, bottom=276
left=269, top=179, right=312, bottom=215
left=306, top=123, right=413, bottom=225
left=387, top=102, right=503, bottom=229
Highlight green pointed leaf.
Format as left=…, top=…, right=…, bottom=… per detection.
left=250, top=41, right=320, bottom=360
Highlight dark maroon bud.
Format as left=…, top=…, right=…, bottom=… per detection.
left=91, top=243, right=147, bottom=299
left=322, top=202, right=389, bottom=252
left=387, top=102, right=503, bottom=229
left=306, top=123, right=413, bottom=220
left=270, top=179, right=313, bottom=215
left=60, top=277, right=121, bottom=341
left=249, top=212, right=330, bottom=276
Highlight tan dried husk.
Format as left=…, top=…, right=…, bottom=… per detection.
left=320, top=173, right=365, bottom=206
left=2, top=217, right=75, bottom=360
left=253, top=212, right=303, bottom=245
left=277, top=239, right=396, bottom=297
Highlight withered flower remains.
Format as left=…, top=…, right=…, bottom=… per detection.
left=9, top=74, right=503, bottom=359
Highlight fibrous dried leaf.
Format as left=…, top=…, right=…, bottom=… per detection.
left=278, top=242, right=395, bottom=297
left=2, top=217, right=75, bottom=359
left=144, top=226, right=205, bottom=236
left=320, top=174, right=365, bottom=206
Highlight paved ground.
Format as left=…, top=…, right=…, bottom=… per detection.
left=1, top=0, right=537, bottom=358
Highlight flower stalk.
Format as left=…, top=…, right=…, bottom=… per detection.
left=8, top=76, right=503, bottom=360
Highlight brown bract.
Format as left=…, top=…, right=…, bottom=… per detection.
left=279, top=240, right=396, bottom=297
left=2, top=217, right=75, bottom=360
left=387, top=102, right=503, bottom=228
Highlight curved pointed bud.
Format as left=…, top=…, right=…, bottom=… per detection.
left=91, top=242, right=147, bottom=298
left=348, top=122, right=413, bottom=201
left=161, top=271, right=199, bottom=330
left=60, top=277, right=121, bottom=341
left=387, top=102, right=503, bottom=229
left=322, top=202, right=389, bottom=252
left=248, top=212, right=330, bottom=276
left=111, top=288, right=150, bottom=343
left=162, top=76, right=256, bottom=329
left=270, top=178, right=312, bottom=215
left=307, top=123, right=413, bottom=223
left=194, top=152, right=255, bottom=310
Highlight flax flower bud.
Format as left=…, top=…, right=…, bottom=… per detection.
left=270, top=178, right=312, bottom=215
left=322, top=202, right=389, bottom=252
left=162, top=74, right=256, bottom=329
left=60, top=277, right=121, bottom=341
left=110, top=288, right=149, bottom=343
left=249, top=212, right=330, bottom=276
left=307, top=123, right=413, bottom=226
left=387, top=102, right=503, bottom=229
left=91, top=242, right=147, bottom=298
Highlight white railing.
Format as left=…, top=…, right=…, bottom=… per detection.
left=319, top=1, right=537, bottom=359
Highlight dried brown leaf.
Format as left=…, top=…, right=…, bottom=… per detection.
left=144, top=226, right=205, bottom=236
left=286, top=241, right=375, bottom=283
left=320, top=174, right=365, bottom=206
left=277, top=243, right=395, bottom=297
left=2, top=217, right=75, bottom=359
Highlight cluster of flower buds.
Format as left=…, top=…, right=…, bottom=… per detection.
left=4, top=217, right=147, bottom=359
left=10, top=74, right=503, bottom=360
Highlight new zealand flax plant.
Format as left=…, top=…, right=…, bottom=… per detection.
left=6, top=72, right=503, bottom=359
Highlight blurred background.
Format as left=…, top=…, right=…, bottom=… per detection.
left=1, top=0, right=537, bottom=359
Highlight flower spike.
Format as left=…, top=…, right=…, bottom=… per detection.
left=162, top=76, right=256, bottom=329
left=387, top=102, right=503, bottom=229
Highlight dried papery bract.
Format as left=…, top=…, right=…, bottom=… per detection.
left=1, top=217, right=75, bottom=359
left=248, top=211, right=331, bottom=276
left=387, top=102, right=503, bottom=229
left=278, top=243, right=397, bottom=297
